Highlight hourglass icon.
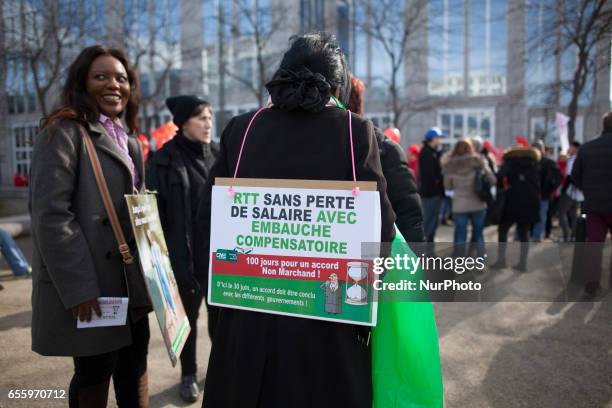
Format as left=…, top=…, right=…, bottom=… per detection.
left=345, top=262, right=369, bottom=305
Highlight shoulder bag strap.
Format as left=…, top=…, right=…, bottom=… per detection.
left=79, top=126, right=134, bottom=265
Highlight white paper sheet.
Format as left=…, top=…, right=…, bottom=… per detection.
left=77, top=297, right=128, bottom=329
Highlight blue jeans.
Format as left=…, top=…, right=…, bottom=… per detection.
left=0, top=228, right=30, bottom=276
left=422, top=196, right=442, bottom=242
left=453, top=210, right=486, bottom=256
left=531, top=199, right=549, bottom=241
left=439, top=196, right=452, bottom=221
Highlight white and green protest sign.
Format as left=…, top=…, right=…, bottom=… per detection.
left=126, top=194, right=191, bottom=366
left=208, top=178, right=381, bottom=326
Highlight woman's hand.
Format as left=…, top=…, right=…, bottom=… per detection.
left=71, top=299, right=102, bottom=322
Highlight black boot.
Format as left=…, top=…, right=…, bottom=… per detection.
left=512, top=242, right=529, bottom=272
left=180, top=375, right=198, bottom=403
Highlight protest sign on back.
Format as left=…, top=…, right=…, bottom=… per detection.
left=209, top=178, right=381, bottom=326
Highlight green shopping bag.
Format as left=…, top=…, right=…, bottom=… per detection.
left=372, top=227, right=444, bottom=408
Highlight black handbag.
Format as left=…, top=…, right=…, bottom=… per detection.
left=474, top=168, right=493, bottom=203
left=486, top=190, right=506, bottom=226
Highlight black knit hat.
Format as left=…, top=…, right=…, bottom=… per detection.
left=165, top=95, right=209, bottom=127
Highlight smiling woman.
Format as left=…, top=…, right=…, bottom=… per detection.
left=30, top=45, right=151, bottom=408
left=86, top=55, right=131, bottom=119
left=41, top=45, right=140, bottom=134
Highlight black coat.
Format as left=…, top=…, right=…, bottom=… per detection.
left=539, top=155, right=562, bottom=199
left=375, top=128, right=425, bottom=242
left=418, top=143, right=445, bottom=198
left=572, top=131, right=612, bottom=214
left=498, top=147, right=541, bottom=224
left=145, top=137, right=220, bottom=295
left=198, top=107, right=395, bottom=408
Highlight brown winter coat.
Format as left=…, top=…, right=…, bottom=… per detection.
left=442, top=154, right=496, bottom=213
left=29, top=118, right=146, bottom=357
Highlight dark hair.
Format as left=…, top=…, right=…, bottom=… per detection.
left=265, top=32, right=350, bottom=112
left=603, top=111, right=612, bottom=132
left=41, top=45, right=140, bottom=133
left=190, top=102, right=213, bottom=119
left=571, top=141, right=581, bottom=148
left=347, top=75, right=365, bottom=115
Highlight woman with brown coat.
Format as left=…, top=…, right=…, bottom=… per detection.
left=442, top=139, right=496, bottom=256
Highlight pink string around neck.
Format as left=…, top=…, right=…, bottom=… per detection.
left=233, top=107, right=267, bottom=178
left=228, top=106, right=359, bottom=196
left=228, top=107, right=267, bottom=197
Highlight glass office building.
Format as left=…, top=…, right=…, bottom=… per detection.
left=0, top=0, right=610, bottom=190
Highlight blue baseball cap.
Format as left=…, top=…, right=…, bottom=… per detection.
left=424, top=127, right=443, bottom=140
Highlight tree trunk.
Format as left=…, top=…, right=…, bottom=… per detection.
left=567, top=50, right=588, bottom=143
left=30, top=59, right=48, bottom=117
left=256, top=52, right=265, bottom=106
left=567, top=93, right=578, bottom=144
left=389, top=54, right=402, bottom=128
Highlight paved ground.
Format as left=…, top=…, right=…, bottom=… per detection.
left=1, top=224, right=611, bottom=407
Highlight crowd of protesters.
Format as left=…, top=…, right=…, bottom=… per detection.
left=413, top=116, right=612, bottom=292
left=19, top=30, right=611, bottom=408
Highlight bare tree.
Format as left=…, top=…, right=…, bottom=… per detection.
left=3, top=0, right=86, bottom=116
left=527, top=0, right=612, bottom=142
left=353, top=0, right=435, bottom=128
left=220, top=0, right=288, bottom=106
left=121, top=0, right=181, bottom=132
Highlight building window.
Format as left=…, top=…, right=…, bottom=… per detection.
left=468, top=0, right=507, bottom=96
left=428, top=0, right=507, bottom=97
left=13, top=126, right=36, bottom=177
left=300, top=0, right=326, bottom=33
left=526, top=1, right=592, bottom=107
left=438, top=108, right=495, bottom=145
left=336, top=0, right=351, bottom=56
left=428, top=0, right=465, bottom=96
left=526, top=0, right=557, bottom=106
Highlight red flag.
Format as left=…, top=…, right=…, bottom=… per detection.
left=138, top=134, right=151, bottom=161
left=516, top=135, right=529, bottom=147
left=151, top=121, right=178, bottom=150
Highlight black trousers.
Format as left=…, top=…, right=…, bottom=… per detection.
left=68, top=317, right=150, bottom=407
left=498, top=220, right=530, bottom=242
left=179, top=288, right=203, bottom=376
left=497, top=220, right=530, bottom=267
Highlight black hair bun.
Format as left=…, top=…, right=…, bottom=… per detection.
left=265, top=67, right=332, bottom=112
